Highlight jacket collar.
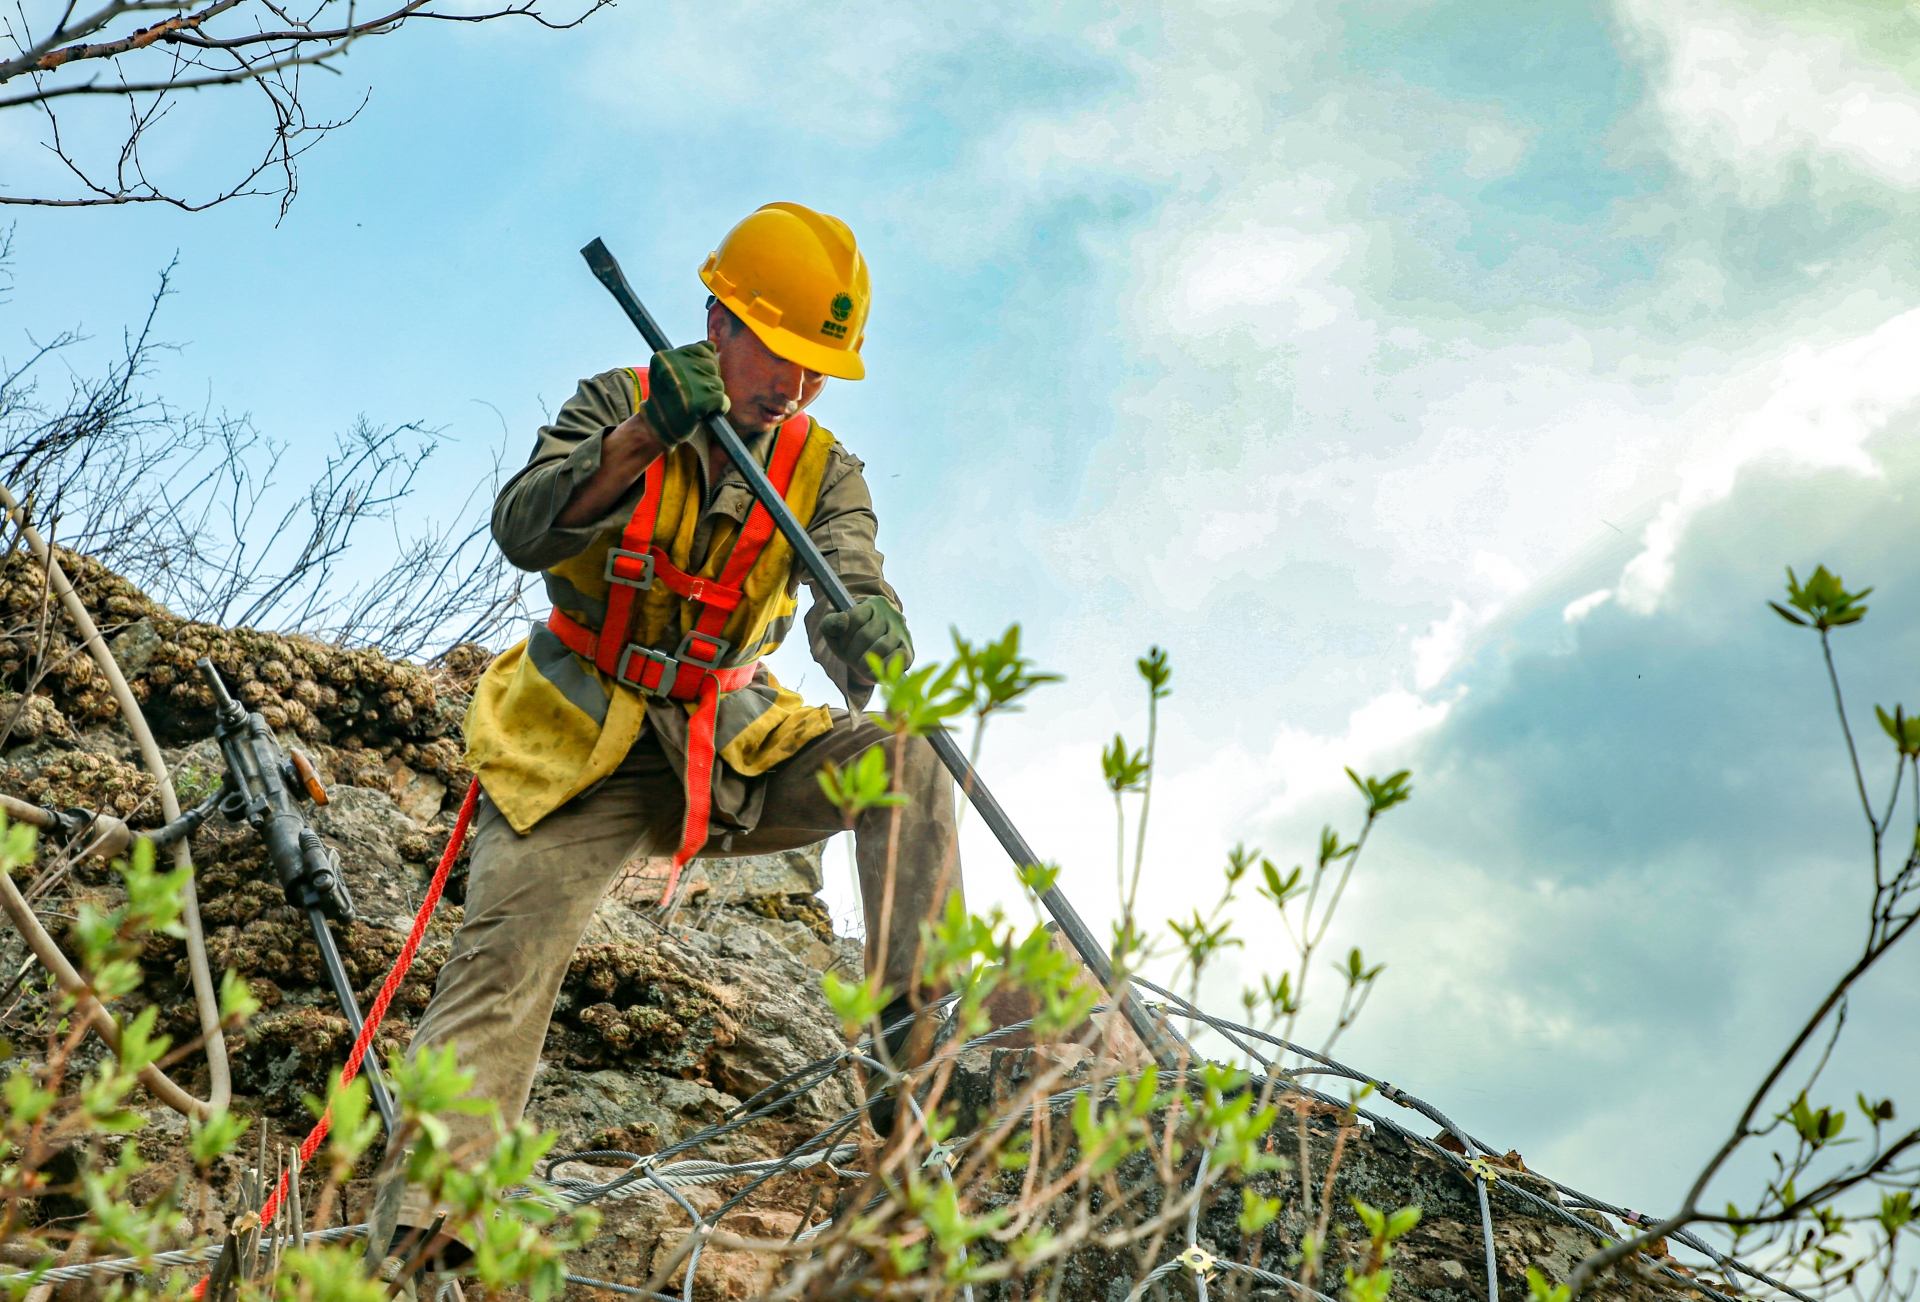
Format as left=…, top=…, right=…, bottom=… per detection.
left=688, top=421, right=778, bottom=523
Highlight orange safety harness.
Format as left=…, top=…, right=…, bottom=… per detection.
left=545, top=367, right=811, bottom=900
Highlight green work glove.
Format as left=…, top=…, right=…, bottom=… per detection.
left=643, top=342, right=729, bottom=446
left=821, top=596, right=912, bottom=678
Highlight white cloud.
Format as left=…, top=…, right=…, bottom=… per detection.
left=1459, top=117, right=1534, bottom=179
left=1403, top=555, right=1531, bottom=689
left=58, top=0, right=1920, bottom=1240
left=1621, top=0, right=1920, bottom=197
left=1617, top=303, right=1914, bottom=612
left=1412, top=598, right=1481, bottom=691
left=1169, top=224, right=1355, bottom=334
left=576, top=0, right=1011, bottom=148
left=1563, top=588, right=1612, bottom=623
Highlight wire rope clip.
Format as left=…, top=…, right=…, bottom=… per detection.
left=1468, top=1156, right=1501, bottom=1185
left=1177, top=1245, right=1217, bottom=1277
left=922, top=1142, right=958, bottom=1173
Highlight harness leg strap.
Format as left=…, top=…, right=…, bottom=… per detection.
left=663, top=675, right=724, bottom=904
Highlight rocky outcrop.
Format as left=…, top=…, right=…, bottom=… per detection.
left=0, top=549, right=857, bottom=1249
left=934, top=1047, right=1706, bottom=1302
left=0, top=549, right=1711, bottom=1302
left=0, top=551, right=475, bottom=804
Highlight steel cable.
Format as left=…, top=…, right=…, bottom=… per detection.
left=0, top=845, right=1809, bottom=1302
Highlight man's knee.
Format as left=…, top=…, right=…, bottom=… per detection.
left=888, top=731, right=946, bottom=787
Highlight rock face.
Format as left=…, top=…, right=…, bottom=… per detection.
left=615, top=846, right=863, bottom=976
left=942, top=1049, right=1703, bottom=1302
left=0, top=550, right=1708, bottom=1302
left=0, top=549, right=858, bottom=1263
left=0, top=551, right=478, bottom=802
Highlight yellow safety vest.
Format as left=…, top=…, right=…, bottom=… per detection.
left=465, top=370, right=837, bottom=836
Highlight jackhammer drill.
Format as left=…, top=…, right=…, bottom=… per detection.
left=197, top=658, right=399, bottom=1136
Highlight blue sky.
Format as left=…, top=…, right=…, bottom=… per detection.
left=10, top=0, right=1920, bottom=1240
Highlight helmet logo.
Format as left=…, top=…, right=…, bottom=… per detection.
left=820, top=292, right=854, bottom=340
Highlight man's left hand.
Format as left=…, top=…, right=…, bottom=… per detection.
left=821, top=596, right=912, bottom=678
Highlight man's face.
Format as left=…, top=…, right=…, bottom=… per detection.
left=708, top=302, right=828, bottom=434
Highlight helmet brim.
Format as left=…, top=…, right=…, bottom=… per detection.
left=728, top=304, right=866, bottom=381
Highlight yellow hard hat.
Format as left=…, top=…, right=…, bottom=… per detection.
left=700, top=202, right=870, bottom=381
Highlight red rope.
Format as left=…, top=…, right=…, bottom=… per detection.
left=191, top=778, right=481, bottom=1295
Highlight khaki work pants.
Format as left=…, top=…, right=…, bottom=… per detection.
left=395, top=711, right=960, bottom=1222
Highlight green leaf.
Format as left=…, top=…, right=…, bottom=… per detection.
left=113, top=1004, right=170, bottom=1075
left=218, top=968, right=261, bottom=1023
left=1875, top=705, right=1920, bottom=758
left=0, top=816, right=39, bottom=877
left=1102, top=733, right=1149, bottom=794
left=1252, top=971, right=1298, bottom=1018
left=1351, top=1197, right=1387, bottom=1238
left=274, top=1244, right=391, bottom=1302
left=1225, top=843, right=1256, bottom=884
left=1780, top=565, right=1871, bottom=632
left=951, top=624, right=1063, bottom=721
left=817, top=746, right=909, bottom=824
left=869, top=652, right=972, bottom=737
left=309, top=1070, right=379, bottom=1168
left=1857, top=1093, right=1896, bottom=1123
left=5, top=1064, right=55, bottom=1123
left=1136, top=645, right=1172, bottom=700
left=1340, top=946, right=1385, bottom=986
left=1258, top=858, right=1303, bottom=908
left=1238, top=1188, right=1281, bottom=1236
left=1016, top=861, right=1060, bottom=898
left=821, top=971, right=891, bottom=1035
left=189, top=1108, right=249, bottom=1167
left=1386, top=1205, right=1422, bottom=1239
left=1346, top=768, right=1413, bottom=817
left=1318, top=825, right=1355, bottom=868
left=1169, top=910, right=1242, bottom=973
left=1345, top=1265, right=1397, bottom=1302
left=1526, top=1265, right=1572, bottom=1302
left=1877, top=1191, right=1914, bottom=1235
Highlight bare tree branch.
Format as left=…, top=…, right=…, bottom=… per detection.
left=1, top=246, right=533, bottom=657
left=1, top=0, right=609, bottom=212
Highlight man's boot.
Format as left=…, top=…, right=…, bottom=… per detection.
left=861, top=994, right=938, bottom=1139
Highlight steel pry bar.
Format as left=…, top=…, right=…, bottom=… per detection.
left=578, top=237, right=1185, bottom=1068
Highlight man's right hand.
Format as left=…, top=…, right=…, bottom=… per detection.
left=553, top=350, right=728, bottom=529
left=643, top=342, right=730, bottom=446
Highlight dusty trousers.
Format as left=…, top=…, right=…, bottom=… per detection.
left=395, top=711, right=960, bottom=1222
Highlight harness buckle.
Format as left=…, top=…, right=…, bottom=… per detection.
left=614, top=644, right=678, bottom=697
left=675, top=631, right=731, bottom=672
left=605, top=548, right=655, bottom=590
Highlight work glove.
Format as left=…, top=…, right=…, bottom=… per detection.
left=820, top=596, right=912, bottom=679
left=643, top=342, right=729, bottom=446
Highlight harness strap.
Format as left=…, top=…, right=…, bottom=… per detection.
left=597, top=450, right=665, bottom=680
left=689, top=420, right=808, bottom=644
left=545, top=608, right=757, bottom=700
left=555, top=365, right=812, bottom=897
left=546, top=604, right=757, bottom=904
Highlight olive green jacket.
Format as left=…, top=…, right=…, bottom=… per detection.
left=482, top=367, right=901, bottom=832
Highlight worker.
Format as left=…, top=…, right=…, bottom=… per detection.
left=383, top=202, right=961, bottom=1247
